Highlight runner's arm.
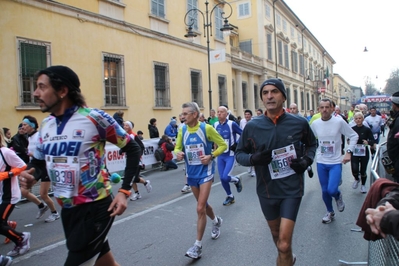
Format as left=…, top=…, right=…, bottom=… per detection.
left=205, top=125, right=227, bottom=156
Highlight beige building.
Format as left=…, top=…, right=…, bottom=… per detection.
left=1, top=0, right=337, bottom=136
left=333, top=74, right=353, bottom=111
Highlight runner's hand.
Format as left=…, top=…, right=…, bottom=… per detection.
left=250, top=144, right=272, bottom=166
left=290, top=156, right=312, bottom=174
left=19, top=168, right=36, bottom=189
left=108, top=192, right=128, bottom=217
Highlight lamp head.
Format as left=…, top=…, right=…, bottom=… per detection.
left=184, top=26, right=197, bottom=42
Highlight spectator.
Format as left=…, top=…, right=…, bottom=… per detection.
left=148, top=118, right=159, bottom=138
left=387, top=91, right=399, bottom=182
left=9, top=124, right=29, bottom=163
left=2, top=128, right=11, bottom=148
left=113, top=110, right=124, bottom=128
left=137, top=130, right=144, bottom=140
left=207, top=109, right=218, bottom=126
left=256, top=108, right=263, bottom=116
left=289, top=103, right=303, bottom=117
left=164, top=119, right=177, bottom=138
left=158, top=135, right=178, bottom=171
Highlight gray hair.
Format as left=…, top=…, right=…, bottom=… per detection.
left=182, top=102, right=200, bottom=119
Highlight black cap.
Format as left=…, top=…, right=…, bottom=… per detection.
left=260, top=78, right=287, bottom=99
left=39, top=65, right=81, bottom=92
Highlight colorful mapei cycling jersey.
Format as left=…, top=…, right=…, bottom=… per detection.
left=33, top=106, right=130, bottom=208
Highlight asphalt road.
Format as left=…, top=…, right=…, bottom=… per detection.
left=2, top=159, right=370, bottom=266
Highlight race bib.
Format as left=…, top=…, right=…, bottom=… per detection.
left=320, top=140, right=335, bottom=157
left=268, top=144, right=297, bottom=180
left=353, top=144, right=366, bottom=157
left=46, top=155, right=80, bottom=198
left=185, top=143, right=205, bottom=165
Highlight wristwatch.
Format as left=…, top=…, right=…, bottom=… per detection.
left=8, top=172, right=14, bottom=178
left=211, top=154, right=216, bottom=160
left=346, top=149, right=352, bottom=154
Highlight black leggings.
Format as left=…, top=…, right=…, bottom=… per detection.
left=351, top=155, right=370, bottom=185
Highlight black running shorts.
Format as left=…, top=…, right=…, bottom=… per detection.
left=62, top=195, right=114, bottom=266
left=258, top=197, right=302, bottom=221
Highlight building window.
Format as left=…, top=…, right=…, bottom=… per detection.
left=267, top=33, right=273, bottom=60
left=286, top=88, right=291, bottom=107
left=154, top=62, right=170, bottom=107
left=300, top=91, right=304, bottom=111
left=276, top=13, right=281, bottom=29
left=309, top=62, right=313, bottom=80
left=103, top=53, right=125, bottom=106
left=291, top=51, right=298, bottom=73
left=151, top=0, right=165, bottom=18
left=306, top=93, right=310, bottom=112
left=298, top=33, right=302, bottom=48
left=303, top=38, right=307, bottom=50
left=239, top=40, right=252, bottom=54
left=190, top=70, right=203, bottom=107
left=265, top=2, right=271, bottom=18
left=284, top=43, right=289, bottom=68
left=282, top=19, right=287, bottom=33
left=187, top=0, right=198, bottom=30
left=242, top=82, right=247, bottom=109
left=218, top=76, right=227, bottom=106
left=238, top=2, right=250, bottom=17
left=254, top=84, right=259, bottom=110
left=214, top=6, right=224, bottom=40
left=290, top=26, right=295, bottom=40
left=18, top=38, right=51, bottom=106
left=299, top=54, right=304, bottom=75
left=294, top=89, right=298, bottom=104
left=277, top=40, right=283, bottom=65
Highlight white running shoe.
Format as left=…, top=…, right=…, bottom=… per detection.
left=36, top=204, right=49, bottom=219
left=360, top=185, right=367, bottom=194
left=130, top=192, right=141, bottom=201
left=247, top=167, right=251, bottom=173
left=0, top=255, right=12, bottom=266
left=45, top=212, right=60, bottom=223
left=7, top=232, right=30, bottom=257
left=352, top=180, right=360, bottom=189
left=336, top=193, right=345, bottom=212
left=145, top=180, right=152, bottom=193
left=185, top=245, right=202, bottom=259
left=251, top=170, right=256, bottom=177
left=211, top=216, right=223, bottom=239
left=181, top=185, right=191, bottom=194
left=322, top=212, right=335, bottom=224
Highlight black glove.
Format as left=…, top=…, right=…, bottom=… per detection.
left=250, top=144, right=273, bottom=166
left=230, top=143, right=237, bottom=152
left=290, top=156, right=313, bottom=174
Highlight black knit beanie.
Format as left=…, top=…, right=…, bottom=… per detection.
left=260, top=78, right=287, bottom=99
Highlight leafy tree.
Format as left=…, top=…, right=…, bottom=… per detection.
left=383, top=68, right=399, bottom=95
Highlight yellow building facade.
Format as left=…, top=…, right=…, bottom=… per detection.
left=2, top=0, right=337, bottom=136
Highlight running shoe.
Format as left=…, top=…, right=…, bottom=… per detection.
left=247, top=167, right=251, bottom=174
left=322, top=212, right=335, bottom=224
left=211, top=216, right=223, bottom=239
left=181, top=185, right=191, bottom=194
left=235, top=177, right=243, bottom=193
left=45, top=213, right=60, bottom=223
left=307, top=166, right=314, bottom=178
left=0, top=255, right=12, bottom=266
left=4, top=221, right=17, bottom=244
left=223, top=196, right=235, bottom=206
left=360, top=185, right=367, bottom=194
left=7, top=232, right=30, bottom=257
left=352, top=180, right=360, bottom=189
left=145, top=180, right=152, bottom=193
left=251, top=170, right=256, bottom=177
left=336, top=193, right=345, bottom=212
left=36, top=204, right=49, bottom=219
left=185, top=245, right=202, bottom=259
left=130, top=192, right=141, bottom=201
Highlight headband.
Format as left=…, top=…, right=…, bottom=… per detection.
left=23, top=118, right=36, bottom=129
left=124, top=121, right=133, bottom=129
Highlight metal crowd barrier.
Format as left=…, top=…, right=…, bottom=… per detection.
left=367, top=141, right=399, bottom=266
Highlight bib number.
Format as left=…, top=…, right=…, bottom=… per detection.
left=268, top=144, right=297, bottom=179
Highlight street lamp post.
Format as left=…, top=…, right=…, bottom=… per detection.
left=184, top=1, right=233, bottom=111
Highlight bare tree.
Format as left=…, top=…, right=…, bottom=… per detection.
left=383, top=68, right=399, bottom=95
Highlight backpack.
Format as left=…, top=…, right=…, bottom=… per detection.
left=154, top=147, right=165, bottom=161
